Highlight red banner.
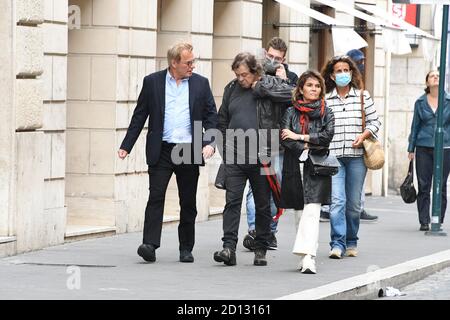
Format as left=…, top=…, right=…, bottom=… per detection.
left=392, top=4, right=418, bottom=26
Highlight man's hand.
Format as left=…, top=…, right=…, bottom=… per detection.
left=202, top=145, right=215, bottom=160
left=251, top=75, right=262, bottom=89
left=275, top=64, right=287, bottom=80
left=118, top=149, right=128, bottom=159
left=352, top=135, right=365, bottom=148
left=408, top=152, right=415, bottom=161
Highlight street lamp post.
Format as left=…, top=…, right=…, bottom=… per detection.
left=426, top=4, right=449, bottom=237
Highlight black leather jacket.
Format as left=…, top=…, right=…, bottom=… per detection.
left=217, top=75, right=293, bottom=161
left=280, top=106, right=335, bottom=157
left=280, top=105, right=335, bottom=208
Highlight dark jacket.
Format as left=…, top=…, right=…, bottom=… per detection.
left=408, top=93, right=450, bottom=152
left=217, top=75, right=293, bottom=162
left=284, top=63, right=298, bottom=87
left=280, top=105, right=335, bottom=209
left=120, top=69, right=218, bottom=166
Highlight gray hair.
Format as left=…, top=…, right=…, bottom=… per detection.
left=231, top=52, right=263, bottom=76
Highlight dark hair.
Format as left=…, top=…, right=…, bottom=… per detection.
left=321, top=55, right=364, bottom=93
left=231, top=52, right=263, bottom=76
left=292, top=70, right=326, bottom=101
left=266, top=37, right=288, bottom=56
left=424, top=70, right=439, bottom=94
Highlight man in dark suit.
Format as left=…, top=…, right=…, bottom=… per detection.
left=118, top=42, right=218, bottom=263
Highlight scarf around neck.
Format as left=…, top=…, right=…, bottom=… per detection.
left=293, top=98, right=325, bottom=134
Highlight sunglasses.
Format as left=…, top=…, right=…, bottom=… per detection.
left=181, top=59, right=196, bottom=67
left=331, top=55, right=350, bottom=62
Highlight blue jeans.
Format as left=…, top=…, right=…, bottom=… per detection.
left=322, top=177, right=366, bottom=214
left=329, top=157, right=367, bottom=251
left=246, top=153, right=283, bottom=233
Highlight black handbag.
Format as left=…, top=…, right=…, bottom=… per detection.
left=400, top=160, right=417, bottom=203
left=307, top=152, right=340, bottom=176
left=214, top=163, right=226, bottom=189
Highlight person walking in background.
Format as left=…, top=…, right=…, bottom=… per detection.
left=213, top=52, right=292, bottom=267
left=321, top=56, right=381, bottom=259
left=280, top=70, right=335, bottom=274
left=319, top=49, right=378, bottom=223
left=118, top=42, right=218, bottom=263
left=407, top=70, right=450, bottom=231
left=243, top=37, right=298, bottom=251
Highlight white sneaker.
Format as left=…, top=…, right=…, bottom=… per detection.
left=329, top=247, right=342, bottom=259
left=301, top=254, right=316, bottom=274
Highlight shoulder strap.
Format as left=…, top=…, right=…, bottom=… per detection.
left=360, top=88, right=366, bottom=132
left=408, top=160, right=414, bottom=180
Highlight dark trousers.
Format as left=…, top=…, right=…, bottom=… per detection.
left=222, top=164, right=271, bottom=250
left=143, top=142, right=199, bottom=251
left=415, top=146, right=450, bottom=224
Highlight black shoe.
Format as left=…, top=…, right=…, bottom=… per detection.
left=319, top=210, right=330, bottom=222
left=253, top=248, right=267, bottom=266
left=213, top=248, right=236, bottom=266
left=179, top=250, right=194, bottom=263
left=360, top=210, right=378, bottom=222
left=420, top=224, right=430, bottom=231
left=267, top=233, right=278, bottom=250
left=137, top=244, right=156, bottom=262
left=243, top=230, right=256, bottom=251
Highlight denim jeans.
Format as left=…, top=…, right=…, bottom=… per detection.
left=322, top=176, right=367, bottom=214
left=246, top=153, right=283, bottom=233
left=329, top=156, right=367, bottom=251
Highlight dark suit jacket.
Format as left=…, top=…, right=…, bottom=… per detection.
left=120, top=69, right=218, bottom=166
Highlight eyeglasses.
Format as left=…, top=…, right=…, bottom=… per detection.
left=181, top=59, right=196, bottom=67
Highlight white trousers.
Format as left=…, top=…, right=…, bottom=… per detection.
left=292, top=203, right=321, bottom=257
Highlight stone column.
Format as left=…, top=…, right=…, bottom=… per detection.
left=40, top=0, right=68, bottom=246
left=156, top=0, right=215, bottom=222
left=14, top=0, right=47, bottom=252
left=0, top=0, right=15, bottom=238
left=213, top=0, right=263, bottom=105
left=66, top=0, right=157, bottom=234
left=211, top=0, right=263, bottom=215
left=280, top=0, right=310, bottom=77
left=388, top=4, right=434, bottom=190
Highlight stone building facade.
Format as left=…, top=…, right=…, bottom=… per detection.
left=0, top=0, right=438, bottom=256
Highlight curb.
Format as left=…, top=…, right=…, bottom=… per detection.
left=276, top=249, right=450, bottom=300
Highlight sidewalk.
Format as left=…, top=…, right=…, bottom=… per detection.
left=1, top=193, right=450, bottom=300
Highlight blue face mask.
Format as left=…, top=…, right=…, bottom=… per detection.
left=334, top=72, right=352, bottom=87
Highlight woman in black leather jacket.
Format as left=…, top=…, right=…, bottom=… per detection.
left=280, top=70, right=335, bottom=274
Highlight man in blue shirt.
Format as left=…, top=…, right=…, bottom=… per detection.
left=118, top=42, right=218, bottom=263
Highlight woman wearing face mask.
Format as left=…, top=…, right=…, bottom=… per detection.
left=280, top=70, right=335, bottom=274
left=408, top=70, right=450, bottom=231
left=321, top=56, right=381, bottom=259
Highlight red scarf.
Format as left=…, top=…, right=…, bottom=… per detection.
left=293, top=99, right=325, bottom=134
